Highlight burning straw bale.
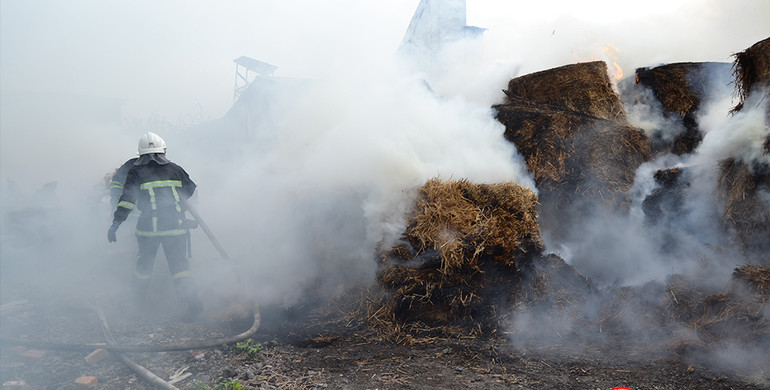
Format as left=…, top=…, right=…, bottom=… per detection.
left=659, top=267, right=770, bottom=351
left=596, top=282, right=670, bottom=340
left=632, top=62, right=731, bottom=154
left=714, top=38, right=770, bottom=258
left=732, top=264, right=770, bottom=297
left=503, top=61, right=626, bottom=121
left=391, top=178, right=542, bottom=270
left=494, top=61, right=651, bottom=235
left=578, top=268, right=770, bottom=356
left=508, top=253, right=594, bottom=315
left=370, top=178, right=542, bottom=338
left=692, top=292, right=768, bottom=344
left=716, top=158, right=770, bottom=257
left=732, top=37, right=770, bottom=113
left=642, top=167, right=690, bottom=226
left=690, top=265, right=770, bottom=344
left=635, top=62, right=730, bottom=118
left=660, top=275, right=707, bottom=325
left=495, top=102, right=651, bottom=217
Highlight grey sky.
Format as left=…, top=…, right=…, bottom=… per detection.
left=1, top=0, right=767, bottom=121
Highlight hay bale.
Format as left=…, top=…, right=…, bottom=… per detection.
left=657, top=271, right=768, bottom=345
left=732, top=264, right=770, bottom=297
left=635, top=62, right=730, bottom=117
left=496, top=62, right=651, bottom=240
left=694, top=291, right=768, bottom=344
left=508, top=253, right=594, bottom=318
left=732, top=37, right=770, bottom=113
left=640, top=167, right=697, bottom=254
left=495, top=101, right=650, bottom=239
left=659, top=274, right=711, bottom=325
left=716, top=158, right=770, bottom=257
left=654, top=269, right=770, bottom=359
left=632, top=62, right=732, bottom=155
left=389, top=178, right=542, bottom=270
left=715, top=38, right=770, bottom=258
left=642, top=167, right=690, bottom=225
left=693, top=266, right=770, bottom=344
left=495, top=103, right=650, bottom=199
left=503, top=61, right=626, bottom=121
left=372, top=178, right=542, bottom=335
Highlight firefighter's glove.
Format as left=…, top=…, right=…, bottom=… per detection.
left=107, top=223, right=120, bottom=243
left=181, top=219, right=198, bottom=229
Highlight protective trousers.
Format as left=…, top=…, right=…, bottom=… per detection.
left=131, top=234, right=198, bottom=305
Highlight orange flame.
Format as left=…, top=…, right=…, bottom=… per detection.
left=603, top=44, right=623, bottom=82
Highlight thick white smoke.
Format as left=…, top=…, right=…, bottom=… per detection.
left=174, top=58, right=535, bottom=307
left=1, top=0, right=768, bottom=382
left=507, top=57, right=769, bottom=380
left=696, top=89, right=770, bottom=168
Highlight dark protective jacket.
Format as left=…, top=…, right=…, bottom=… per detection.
left=112, top=154, right=196, bottom=237
left=110, top=157, right=139, bottom=207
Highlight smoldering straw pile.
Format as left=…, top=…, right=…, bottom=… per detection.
left=317, top=37, right=770, bottom=381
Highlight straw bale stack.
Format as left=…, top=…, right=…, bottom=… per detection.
left=495, top=61, right=651, bottom=239
left=713, top=39, right=770, bottom=258
left=642, top=167, right=690, bottom=225
left=507, top=253, right=594, bottom=314
left=716, top=159, right=770, bottom=257
left=371, top=178, right=542, bottom=336
left=596, top=282, right=670, bottom=340
left=496, top=103, right=649, bottom=199
left=496, top=104, right=650, bottom=240
left=635, top=62, right=729, bottom=118
left=503, top=61, right=626, bottom=121
left=732, top=264, right=770, bottom=297
left=633, top=62, right=731, bottom=155
left=607, top=267, right=770, bottom=355
left=688, top=265, right=770, bottom=345
left=732, top=37, right=770, bottom=113
left=506, top=264, right=769, bottom=353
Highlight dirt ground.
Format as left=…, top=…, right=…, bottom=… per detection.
left=1, top=285, right=767, bottom=390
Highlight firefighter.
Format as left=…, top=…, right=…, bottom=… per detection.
left=107, top=132, right=203, bottom=321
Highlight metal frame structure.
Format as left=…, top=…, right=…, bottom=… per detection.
left=233, top=56, right=277, bottom=102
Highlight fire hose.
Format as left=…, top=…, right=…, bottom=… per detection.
left=181, top=198, right=230, bottom=261
left=0, top=309, right=260, bottom=353
left=90, top=304, right=181, bottom=390
left=0, top=199, right=260, bottom=388
left=0, top=200, right=261, bottom=353
left=0, top=307, right=259, bottom=390
left=182, top=198, right=252, bottom=305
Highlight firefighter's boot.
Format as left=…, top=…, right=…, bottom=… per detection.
left=130, top=274, right=151, bottom=306
left=175, top=278, right=202, bottom=322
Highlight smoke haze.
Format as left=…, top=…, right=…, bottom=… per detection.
left=1, top=0, right=768, bottom=382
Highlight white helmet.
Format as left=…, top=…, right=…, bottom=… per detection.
left=137, top=132, right=167, bottom=155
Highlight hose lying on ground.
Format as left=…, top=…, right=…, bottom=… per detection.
left=0, top=307, right=261, bottom=353
left=91, top=304, right=181, bottom=390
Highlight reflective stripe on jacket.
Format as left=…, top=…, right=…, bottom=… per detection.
left=112, top=159, right=196, bottom=236
left=110, top=158, right=139, bottom=207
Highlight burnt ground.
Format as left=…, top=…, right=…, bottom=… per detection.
left=1, top=285, right=767, bottom=390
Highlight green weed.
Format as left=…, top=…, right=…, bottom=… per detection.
left=188, top=379, right=244, bottom=390
left=231, top=338, right=276, bottom=358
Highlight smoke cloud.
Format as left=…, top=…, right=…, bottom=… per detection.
left=174, top=63, right=535, bottom=307
left=1, top=0, right=768, bottom=382
left=507, top=53, right=769, bottom=380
